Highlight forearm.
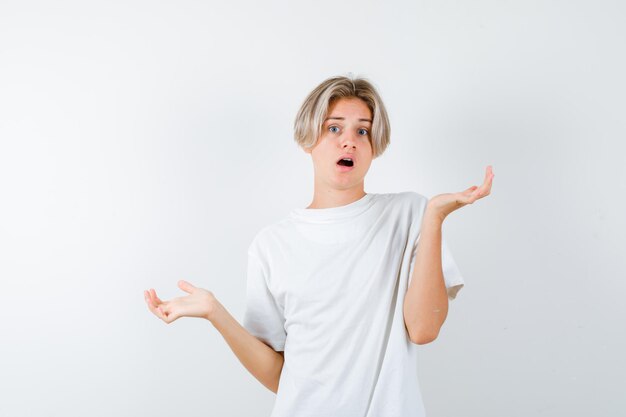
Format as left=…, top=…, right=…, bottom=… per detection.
left=208, top=301, right=284, bottom=393
left=403, top=209, right=449, bottom=344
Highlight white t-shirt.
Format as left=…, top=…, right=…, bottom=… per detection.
left=242, top=191, right=465, bottom=417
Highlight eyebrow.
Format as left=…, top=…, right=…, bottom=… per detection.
left=325, top=116, right=372, bottom=124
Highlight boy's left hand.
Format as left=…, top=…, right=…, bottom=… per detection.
left=426, top=165, right=494, bottom=222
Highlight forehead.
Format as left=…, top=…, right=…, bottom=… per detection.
left=325, top=97, right=372, bottom=122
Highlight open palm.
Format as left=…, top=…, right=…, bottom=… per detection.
left=144, top=280, right=218, bottom=324
left=427, top=165, right=494, bottom=221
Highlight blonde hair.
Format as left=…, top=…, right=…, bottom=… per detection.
left=293, top=74, right=391, bottom=158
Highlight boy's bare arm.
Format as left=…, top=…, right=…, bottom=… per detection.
left=209, top=301, right=284, bottom=394
left=403, top=210, right=449, bottom=344
left=144, top=283, right=284, bottom=394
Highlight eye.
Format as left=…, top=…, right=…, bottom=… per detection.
left=329, top=125, right=340, bottom=133
left=358, top=128, right=369, bottom=136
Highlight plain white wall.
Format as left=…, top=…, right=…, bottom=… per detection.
left=1, top=0, right=624, bottom=416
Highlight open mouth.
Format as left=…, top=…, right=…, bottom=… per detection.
left=337, top=158, right=354, bottom=167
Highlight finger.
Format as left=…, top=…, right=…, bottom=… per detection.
left=472, top=187, right=487, bottom=199
left=150, top=288, right=164, bottom=305
left=462, top=185, right=478, bottom=192
left=471, top=168, right=494, bottom=198
left=156, top=305, right=169, bottom=322
left=469, top=185, right=486, bottom=201
left=144, top=291, right=156, bottom=311
left=479, top=167, right=491, bottom=188
left=158, top=304, right=180, bottom=324
left=483, top=166, right=494, bottom=189
left=472, top=184, right=491, bottom=200
left=462, top=185, right=478, bottom=195
left=145, top=292, right=165, bottom=318
left=487, top=165, right=496, bottom=189
left=148, top=292, right=171, bottom=314
left=178, top=280, right=196, bottom=294
left=479, top=169, right=494, bottom=195
left=164, top=311, right=180, bottom=324
left=159, top=301, right=173, bottom=314
left=156, top=307, right=166, bottom=322
left=145, top=290, right=160, bottom=310
left=150, top=288, right=162, bottom=304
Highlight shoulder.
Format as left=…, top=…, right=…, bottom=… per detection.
left=247, top=218, right=293, bottom=258
left=378, top=191, right=428, bottom=212
left=377, top=192, right=429, bottom=229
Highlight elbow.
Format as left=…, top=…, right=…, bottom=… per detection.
left=408, top=328, right=439, bottom=345
left=411, top=333, right=438, bottom=345
left=404, top=309, right=445, bottom=345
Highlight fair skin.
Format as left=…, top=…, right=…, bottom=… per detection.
left=302, top=97, right=495, bottom=343
left=143, top=95, right=494, bottom=395
left=142, top=96, right=375, bottom=392
left=303, top=97, right=374, bottom=209
left=143, top=283, right=285, bottom=393
left=404, top=166, right=494, bottom=344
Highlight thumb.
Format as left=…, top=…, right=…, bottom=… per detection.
left=178, top=280, right=196, bottom=294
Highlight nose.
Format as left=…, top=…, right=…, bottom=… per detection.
left=339, top=130, right=358, bottom=149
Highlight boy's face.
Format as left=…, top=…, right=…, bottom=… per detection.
left=305, top=97, right=373, bottom=190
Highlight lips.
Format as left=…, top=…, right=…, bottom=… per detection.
left=336, top=154, right=356, bottom=165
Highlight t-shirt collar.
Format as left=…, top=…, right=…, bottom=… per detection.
left=289, top=193, right=376, bottom=223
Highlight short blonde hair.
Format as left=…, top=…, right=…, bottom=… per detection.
left=293, top=74, right=391, bottom=158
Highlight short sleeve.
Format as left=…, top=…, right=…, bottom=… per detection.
left=408, top=236, right=465, bottom=301
left=242, top=251, right=287, bottom=351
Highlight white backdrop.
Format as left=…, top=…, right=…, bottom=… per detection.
left=1, top=1, right=624, bottom=416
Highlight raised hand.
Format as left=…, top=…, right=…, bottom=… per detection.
left=426, top=165, right=494, bottom=222
left=144, top=280, right=219, bottom=324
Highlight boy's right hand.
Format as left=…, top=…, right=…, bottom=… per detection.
left=144, top=280, right=219, bottom=324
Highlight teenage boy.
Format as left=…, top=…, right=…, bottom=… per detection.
left=144, top=74, right=494, bottom=417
